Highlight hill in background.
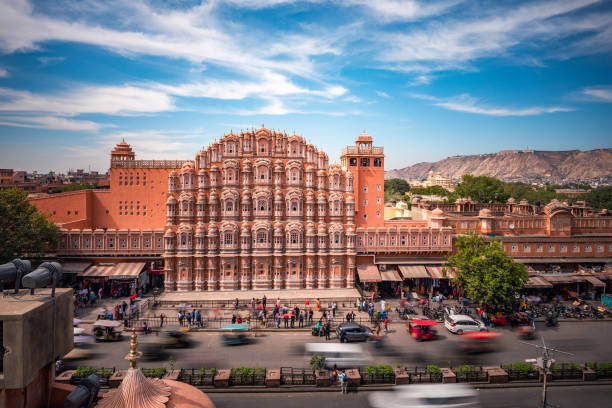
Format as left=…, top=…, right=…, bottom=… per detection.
left=385, top=148, right=612, bottom=184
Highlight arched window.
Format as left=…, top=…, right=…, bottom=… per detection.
left=258, top=200, right=267, bottom=211
left=257, top=230, right=267, bottom=243
left=334, top=232, right=340, bottom=244
left=291, top=200, right=298, bottom=213
left=181, top=234, right=187, bottom=246
left=224, top=232, right=233, bottom=245
left=258, top=264, right=265, bottom=274
left=290, top=231, right=299, bottom=244
left=226, top=200, right=233, bottom=212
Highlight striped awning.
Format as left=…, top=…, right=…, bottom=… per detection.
left=357, top=264, right=381, bottom=282
left=380, top=270, right=402, bottom=282
left=109, top=262, right=146, bottom=279
left=398, top=265, right=430, bottom=279
left=543, top=275, right=584, bottom=284
left=62, top=262, right=92, bottom=274
left=525, top=276, right=553, bottom=288
left=584, top=276, right=606, bottom=288
left=79, top=262, right=145, bottom=279
left=426, top=266, right=455, bottom=279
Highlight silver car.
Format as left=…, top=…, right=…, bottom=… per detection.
left=370, top=384, right=480, bottom=408
left=444, top=314, right=487, bottom=334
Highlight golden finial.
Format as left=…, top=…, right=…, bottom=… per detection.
left=125, top=328, right=142, bottom=369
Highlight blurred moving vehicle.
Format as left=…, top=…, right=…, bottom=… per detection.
left=304, top=343, right=371, bottom=368
left=444, top=314, right=486, bottom=334
left=139, top=325, right=190, bottom=353
left=460, top=331, right=502, bottom=354
left=369, top=384, right=480, bottom=408
left=220, top=323, right=251, bottom=346
left=92, top=320, right=122, bottom=341
left=406, top=319, right=438, bottom=341
left=335, top=322, right=373, bottom=343
left=516, top=325, right=536, bottom=340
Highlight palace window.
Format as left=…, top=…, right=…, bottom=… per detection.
left=585, top=244, right=592, bottom=252
left=361, top=158, right=370, bottom=166
left=560, top=244, right=567, bottom=253
left=597, top=244, right=603, bottom=252
left=376, top=197, right=381, bottom=204
left=572, top=244, right=579, bottom=253
left=349, top=158, right=357, bottom=166
left=257, top=231, right=267, bottom=243
left=511, top=244, right=518, bottom=252
left=376, top=211, right=381, bottom=217
left=224, top=232, right=234, bottom=245
left=523, top=244, right=530, bottom=252
left=400, top=235, right=406, bottom=246
left=374, top=158, right=382, bottom=167
left=290, top=232, right=299, bottom=244
left=363, top=199, right=368, bottom=206
left=547, top=244, right=555, bottom=253
left=536, top=244, right=543, bottom=253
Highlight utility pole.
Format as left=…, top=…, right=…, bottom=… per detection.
left=521, top=337, right=573, bottom=408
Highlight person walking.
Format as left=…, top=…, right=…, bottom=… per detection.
left=384, top=317, right=389, bottom=333
left=290, top=311, right=296, bottom=328
left=325, top=321, right=331, bottom=340
left=332, top=302, right=337, bottom=317
left=262, top=295, right=267, bottom=308
left=186, top=311, right=192, bottom=328
left=299, top=312, right=304, bottom=328
left=308, top=308, right=313, bottom=325
left=196, top=310, right=202, bottom=327
left=160, top=312, right=165, bottom=328
left=178, top=311, right=184, bottom=327
left=340, top=370, right=348, bottom=394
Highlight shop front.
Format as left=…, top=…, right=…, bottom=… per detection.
left=78, top=262, right=147, bottom=297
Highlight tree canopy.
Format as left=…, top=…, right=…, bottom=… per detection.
left=409, top=185, right=451, bottom=197
left=586, top=186, right=612, bottom=210
left=384, top=178, right=410, bottom=202
left=454, top=175, right=509, bottom=203
left=0, top=188, right=60, bottom=263
left=445, top=232, right=528, bottom=308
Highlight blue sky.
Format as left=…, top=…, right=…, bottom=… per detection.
left=0, top=0, right=611, bottom=173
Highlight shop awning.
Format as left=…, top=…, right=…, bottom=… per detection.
left=584, top=276, right=606, bottom=288
left=398, top=265, right=430, bottom=279
left=110, top=262, right=146, bottom=279
left=380, top=270, right=402, bottom=282
left=62, top=262, right=92, bottom=274
left=79, top=264, right=116, bottom=278
left=426, top=266, right=455, bottom=279
left=357, top=264, right=381, bottom=282
left=543, top=275, right=584, bottom=284
left=79, top=262, right=145, bottom=279
left=525, top=276, right=553, bottom=289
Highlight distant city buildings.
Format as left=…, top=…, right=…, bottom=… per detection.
left=0, top=168, right=109, bottom=193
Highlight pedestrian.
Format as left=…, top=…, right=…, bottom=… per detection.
left=384, top=317, right=389, bottom=333
left=160, top=313, right=165, bottom=328
left=196, top=310, right=202, bottom=327
left=290, top=311, right=296, bottom=328
left=346, top=312, right=350, bottom=323
left=299, top=312, right=304, bottom=328
left=263, top=295, right=267, bottom=308
left=332, top=302, right=337, bottom=317
left=308, top=308, right=313, bottom=325
left=283, top=312, right=289, bottom=328
left=98, top=287, right=103, bottom=300
left=178, top=311, right=184, bottom=327
left=276, top=312, right=281, bottom=328
left=325, top=322, right=331, bottom=340
left=340, top=370, right=348, bottom=394
left=331, top=365, right=338, bottom=385
left=316, top=298, right=321, bottom=312
left=186, top=311, right=192, bottom=327
left=191, top=309, right=196, bottom=323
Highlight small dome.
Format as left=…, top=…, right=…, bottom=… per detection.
left=166, top=196, right=177, bottom=204
left=169, top=170, right=178, bottom=177
left=318, top=224, right=327, bottom=233
left=431, top=208, right=444, bottom=216
left=164, top=228, right=174, bottom=237
left=208, top=223, right=217, bottom=232
left=519, top=199, right=529, bottom=206
left=478, top=208, right=492, bottom=217
left=345, top=194, right=355, bottom=203
left=180, top=161, right=195, bottom=174
left=507, top=197, right=516, bottom=204
left=197, top=169, right=206, bottom=176
left=305, top=164, right=315, bottom=171
left=357, top=132, right=372, bottom=142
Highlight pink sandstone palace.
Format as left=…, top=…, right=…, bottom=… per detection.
left=29, top=128, right=612, bottom=292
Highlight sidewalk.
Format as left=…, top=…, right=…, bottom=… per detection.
left=75, top=295, right=150, bottom=323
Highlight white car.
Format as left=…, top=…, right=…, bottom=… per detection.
left=370, top=384, right=480, bottom=408
left=444, top=314, right=487, bottom=334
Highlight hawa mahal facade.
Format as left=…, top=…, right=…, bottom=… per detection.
left=30, top=128, right=612, bottom=291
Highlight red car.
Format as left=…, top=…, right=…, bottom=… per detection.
left=407, top=320, right=438, bottom=341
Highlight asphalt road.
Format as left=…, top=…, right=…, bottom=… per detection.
left=208, top=385, right=612, bottom=408
left=63, top=321, right=612, bottom=370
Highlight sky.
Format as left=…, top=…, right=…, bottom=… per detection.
left=0, top=0, right=611, bottom=173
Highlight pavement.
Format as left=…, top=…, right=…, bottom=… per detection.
left=158, top=288, right=361, bottom=302
left=63, top=319, right=612, bottom=370
left=207, top=384, right=612, bottom=408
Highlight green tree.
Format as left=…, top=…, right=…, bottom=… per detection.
left=384, top=178, right=410, bottom=195
left=586, top=186, right=612, bottom=210
left=0, top=188, right=60, bottom=263
left=410, top=185, right=451, bottom=197
left=455, top=175, right=509, bottom=203
left=445, top=232, right=527, bottom=308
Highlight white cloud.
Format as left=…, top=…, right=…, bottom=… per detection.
left=381, top=0, right=605, bottom=70
left=376, top=91, right=389, bottom=98
left=0, top=67, right=7, bottom=77
left=345, top=0, right=462, bottom=22
left=37, top=56, right=65, bottom=67
left=411, top=93, right=574, bottom=116
left=0, top=85, right=175, bottom=115
left=582, top=86, right=612, bottom=102
left=0, top=115, right=107, bottom=131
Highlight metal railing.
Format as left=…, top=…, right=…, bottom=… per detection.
left=179, top=368, right=216, bottom=386
left=280, top=367, right=316, bottom=385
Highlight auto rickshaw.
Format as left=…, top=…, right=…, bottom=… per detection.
left=92, top=320, right=122, bottom=341
left=220, top=323, right=250, bottom=346
left=406, top=319, right=438, bottom=341
left=461, top=331, right=502, bottom=353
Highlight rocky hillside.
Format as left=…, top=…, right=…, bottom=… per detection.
left=385, top=148, right=612, bottom=183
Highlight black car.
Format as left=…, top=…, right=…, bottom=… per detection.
left=336, top=322, right=373, bottom=342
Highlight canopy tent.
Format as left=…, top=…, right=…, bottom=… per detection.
left=61, top=262, right=92, bottom=274
left=398, top=265, right=430, bottom=279
left=524, top=276, right=553, bottom=289
left=543, top=275, right=586, bottom=284
left=584, top=276, right=606, bottom=288
left=426, top=266, right=455, bottom=279
left=380, top=270, right=402, bottom=282
left=79, top=262, right=145, bottom=279
left=356, top=264, right=381, bottom=282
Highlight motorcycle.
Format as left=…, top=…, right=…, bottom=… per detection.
left=545, top=313, right=558, bottom=327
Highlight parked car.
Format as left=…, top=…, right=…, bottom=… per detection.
left=444, top=314, right=486, bottom=334
left=336, top=322, right=373, bottom=342
left=370, top=383, right=480, bottom=408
